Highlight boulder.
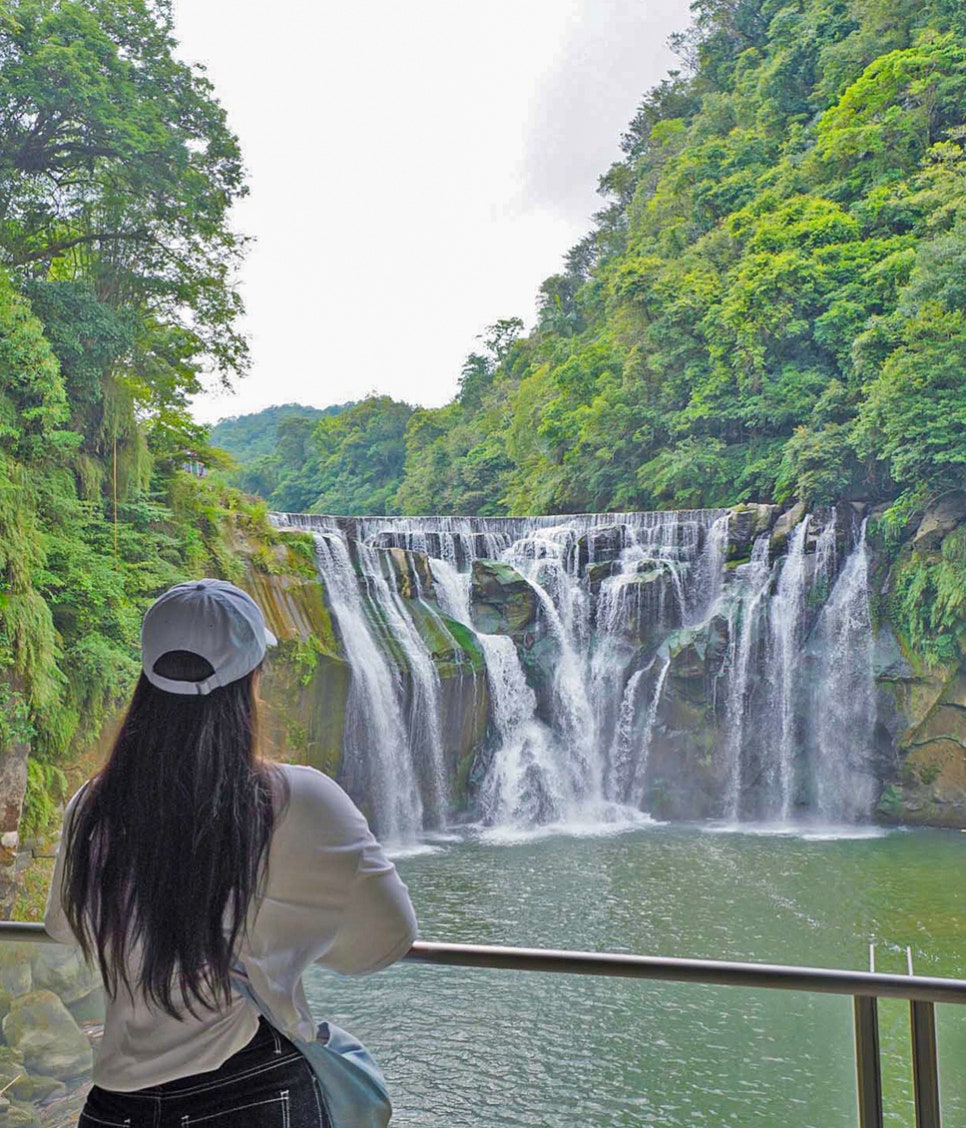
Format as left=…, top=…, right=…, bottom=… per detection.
left=65, top=987, right=105, bottom=1025
left=726, top=505, right=780, bottom=560
left=0, top=1100, right=41, bottom=1127
left=770, top=502, right=807, bottom=555
left=470, top=560, right=540, bottom=637
left=577, top=525, right=626, bottom=569
left=8, top=1073, right=66, bottom=1103
left=30, top=945, right=99, bottom=1005
left=0, top=949, right=31, bottom=999
left=586, top=560, right=619, bottom=590
left=2, top=991, right=92, bottom=1081
left=665, top=615, right=731, bottom=682
left=912, top=492, right=966, bottom=551
left=0, top=1046, right=25, bottom=1091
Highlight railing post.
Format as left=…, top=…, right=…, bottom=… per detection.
left=854, top=995, right=883, bottom=1128
left=910, top=1000, right=941, bottom=1128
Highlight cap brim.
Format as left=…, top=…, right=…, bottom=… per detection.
left=264, top=628, right=278, bottom=648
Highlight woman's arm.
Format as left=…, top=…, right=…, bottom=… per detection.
left=43, top=785, right=89, bottom=945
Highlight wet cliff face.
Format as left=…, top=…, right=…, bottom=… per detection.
left=247, top=540, right=488, bottom=833
left=869, top=496, right=966, bottom=826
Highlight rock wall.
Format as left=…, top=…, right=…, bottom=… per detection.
left=870, top=493, right=966, bottom=827
left=246, top=539, right=488, bottom=824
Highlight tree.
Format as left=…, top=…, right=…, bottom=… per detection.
left=0, top=0, right=249, bottom=385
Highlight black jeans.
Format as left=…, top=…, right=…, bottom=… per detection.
left=79, top=1017, right=329, bottom=1128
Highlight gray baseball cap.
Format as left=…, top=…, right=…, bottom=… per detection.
left=141, top=579, right=277, bottom=696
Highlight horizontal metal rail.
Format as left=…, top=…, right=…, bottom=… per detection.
left=8, top=925, right=965, bottom=1005
left=3, top=925, right=957, bottom=1127
left=404, top=940, right=966, bottom=1007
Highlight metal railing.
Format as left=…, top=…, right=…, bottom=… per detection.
left=5, top=923, right=963, bottom=1127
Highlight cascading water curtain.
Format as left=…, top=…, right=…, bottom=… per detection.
left=276, top=509, right=879, bottom=834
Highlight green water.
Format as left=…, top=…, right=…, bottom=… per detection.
left=304, top=823, right=966, bottom=1127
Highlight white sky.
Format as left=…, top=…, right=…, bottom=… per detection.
left=173, top=0, right=691, bottom=425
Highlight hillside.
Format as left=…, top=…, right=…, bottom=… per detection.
left=210, top=402, right=350, bottom=463
left=271, top=0, right=966, bottom=526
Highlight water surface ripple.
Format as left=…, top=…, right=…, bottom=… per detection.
left=304, top=825, right=966, bottom=1127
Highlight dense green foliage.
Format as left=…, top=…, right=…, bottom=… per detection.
left=227, top=0, right=966, bottom=523
left=0, top=0, right=289, bottom=836
left=211, top=403, right=347, bottom=464
left=210, top=402, right=353, bottom=505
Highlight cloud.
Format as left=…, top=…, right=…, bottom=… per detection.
left=521, top=0, right=690, bottom=224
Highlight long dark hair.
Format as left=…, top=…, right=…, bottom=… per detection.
left=63, top=650, right=282, bottom=1017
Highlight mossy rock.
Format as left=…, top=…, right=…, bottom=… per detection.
left=0, top=1047, right=25, bottom=1090
left=65, top=987, right=105, bottom=1025
left=1, top=991, right=92, bottom=1081
left=0, top=1099, right=42, bottom=1127
left=404, top=602, right=485, bottom=678
left=769, top=502, right=807, bottom=555
left=0, top=950, right=31, bottom=999
left=665, top=616, right=730, bottom=681
left=30, top=945, right=98, bottom=1004
left=470, top=560, right=539, bottom=637
left=727, top=504, right=779, bottom=560
left=8, top=1074, right=65, bottom=1103
left=586, top=560, right=619, bottom=588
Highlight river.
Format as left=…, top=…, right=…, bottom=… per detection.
left=305, top=822, right=966, bottom=1127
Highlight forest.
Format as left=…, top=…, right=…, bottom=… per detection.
left=227, top=0, right=966, bottom=528
left=0, top=0, right=294, bottom=855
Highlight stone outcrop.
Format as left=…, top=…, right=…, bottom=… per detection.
left=469, top=558, right=559, bottom=721
left=469, top=559, right=540, bottom=637
left=727, top=504, right=780, bottom=560
left=576, top=525, right=626, bottom=570
left=911, top=491, right=966, bottom=551
left=643, top=616, right=731, bottom=819
left=878, top=663, right=966, bottom=826
left=248, top=562, right=351, bottom=780
left=0, top=708, right=30, bottom=919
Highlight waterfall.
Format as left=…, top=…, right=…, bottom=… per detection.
left=722, top=535, right=772, bottom=821
left=609, top=668, right=645, bottom=802
left=629, top=655, right=671, bottom=811
left=310, top=533, right=423, bottom=843
left=356, top=544, right=448, bottom=829
left=277, top=507, right=880, bottom=834
left=770, top=519, right=811, bottom=820
left=476, top=635, right=559, bottom=827
left=811, top=521, right=876, bottom=822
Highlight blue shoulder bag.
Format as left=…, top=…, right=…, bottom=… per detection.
left=231, top=969, right=392, bottom=1128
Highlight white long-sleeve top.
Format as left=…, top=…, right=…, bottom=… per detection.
left=44, top=764, right=418, bottom=1092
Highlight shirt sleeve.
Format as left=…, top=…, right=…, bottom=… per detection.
left=262, top=766, right=418, bottom=977
left=43, top=785, right=89, bottom=946
left=322, top=835, right=419, bottom=976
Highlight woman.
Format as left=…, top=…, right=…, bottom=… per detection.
left=44, top=578, right=418, bottom=1127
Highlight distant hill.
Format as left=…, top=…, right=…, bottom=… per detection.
left=209, top=403, right=352, bottom=464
